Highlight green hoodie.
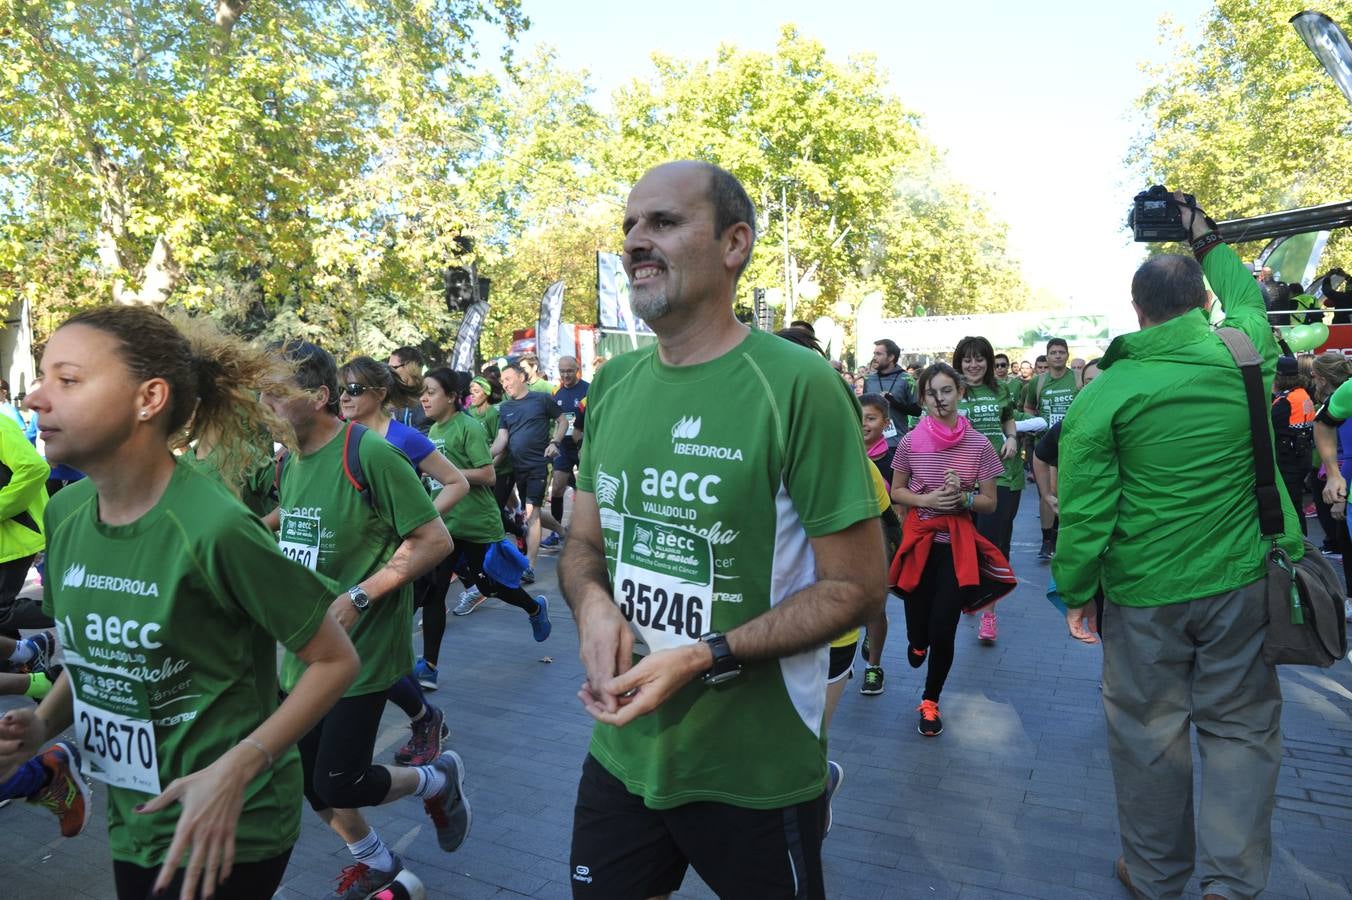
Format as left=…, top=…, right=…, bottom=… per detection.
left=1052, top=241, right=1303, bottom=608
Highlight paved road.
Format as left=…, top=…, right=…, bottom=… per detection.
left=3, top=499, right=1351, bottom=899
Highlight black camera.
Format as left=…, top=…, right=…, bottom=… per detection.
left=1129, top=185, right=1193, bottom=243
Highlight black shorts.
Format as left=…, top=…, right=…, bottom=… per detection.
left=514, top=467, right=548, bottom=507
left=827, top=641, right=857, bottom=683
left=570, top=754, right=825, bottom=899
left=553, top=444, right=579, bottom=473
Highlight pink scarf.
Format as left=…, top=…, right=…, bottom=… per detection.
left=867, top=435, right=890, bottom=459
left=909, top=413, right=971, bottom=453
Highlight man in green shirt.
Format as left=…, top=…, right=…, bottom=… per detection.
left=560, top=162, right=883, bottom=899
left=1054, top=195, right=1300, bottom=900
left=520, top=353, right=553, bottom=394
left=263, top=341, right=468, bottom=898
left=1024, top=339, right=1078, bottom=558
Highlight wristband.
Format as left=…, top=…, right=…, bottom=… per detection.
left=1190, top=231, right=1223, bottom=260
left=240, top=737, right=274, bottom=769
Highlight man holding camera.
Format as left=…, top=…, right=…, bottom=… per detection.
left=864, top=339, right=921, bottom=459
left=1054, top=192, right=1302, bottom=900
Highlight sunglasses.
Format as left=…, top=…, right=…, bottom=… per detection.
left=341, top=383, right=374, bottom=397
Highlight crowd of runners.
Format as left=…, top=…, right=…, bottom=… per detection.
left=0, top=162, right=1343, bottom=900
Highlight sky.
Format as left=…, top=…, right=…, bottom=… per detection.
left=500, top=0, right=1222, bottom=322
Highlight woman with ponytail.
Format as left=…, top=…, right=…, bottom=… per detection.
left=0, top=306, right=359, bottom=899
left=420, top=367, right=551, bottom=659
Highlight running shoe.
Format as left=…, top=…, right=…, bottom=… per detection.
left=394, top=706, right=447, bottom=767
left=20, top=631, right=55, bottom=675
left=529, top=596, right=552, bottom=642
left=1037, top=539, right=1054, bottom=561
left=824, top=760, right=844, bottom=836
left=25, top=671, right=52, bottom=700
left=917, top=700, right=943, bottom=737
left=413, top=657, right=438, bottom=691
left=520, top=567, right=536, bottom=586
left=540, top=531, right=562, bottom=551
left=859, top=665, right=884, bottom=696
left=452, top=586, right=485, bottom=616
left=28, top=742, right=91, bottom=837
left=1323, top=547, right=1343, bottom=561
left=978, top=610, right=998, bottom=644
left=1304, top=502, right=1318, bottom=518
left=907, top=644, right=929, bottom=668
left=425, top=750, right=471, bottom=852
left=325, top=853, right=404, bottom=900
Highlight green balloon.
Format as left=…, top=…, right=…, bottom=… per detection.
left=1288, top=324, right=1317, bottom=351
left=1310, top=322, right=1330, bottom=346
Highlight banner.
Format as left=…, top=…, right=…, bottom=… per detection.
left=597, top=252, right=652, bottom=339
left=537, top=280, right=566, bottom=378
left=449, top=301, right=488, bottom=372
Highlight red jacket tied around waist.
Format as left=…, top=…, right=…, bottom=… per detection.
left=889, top=507, right=1017, bottom=612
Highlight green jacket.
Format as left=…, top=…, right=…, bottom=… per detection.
left=0, top=415, right=48, bottom=565
left=1052, top=241, right=1303, bottom=608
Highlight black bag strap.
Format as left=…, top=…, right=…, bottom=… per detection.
left=1216, top=328, right=1287, bottom=539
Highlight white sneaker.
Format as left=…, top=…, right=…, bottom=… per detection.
left=452, top=587, right=485, bottom=616
left=1344, top=598, right=1352, bottom=623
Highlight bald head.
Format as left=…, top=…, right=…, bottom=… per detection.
left=1131, top=254, right=1207, bottom=325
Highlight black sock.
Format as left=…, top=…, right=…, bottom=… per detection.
left=1041, top=528, right=1053, bottom=541
left=550, top=495, right=564, bottom=523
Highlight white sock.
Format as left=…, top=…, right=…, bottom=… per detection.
left=412, top=762, right=448, bottom=799
left=346, top=829, right=394, bottom=873
left=7, top=641, right=34, bottom=665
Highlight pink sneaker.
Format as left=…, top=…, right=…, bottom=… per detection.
left=978, top=610, right=998, bottom=644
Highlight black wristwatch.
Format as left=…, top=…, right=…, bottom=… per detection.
left=347, top=585, right=371, bottom=613
left=699, top=632, right=741, bottom=686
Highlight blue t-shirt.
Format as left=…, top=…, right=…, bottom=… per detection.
left=498, top=391, right=560, bottom=472
left=383, top=419, right=435, bottom=471
left=552, top=380, right=589, bottom=450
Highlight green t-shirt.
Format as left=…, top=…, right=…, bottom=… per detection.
left=959, top=383, right=1023, bottom=491
left=528, top=378, right=553, bottom=394
left=428, top=414, right=504, bottom=544
left=184, top=448, right=277, bottom=519
left=1029, top=369, right=1079, bottom=426
left=577, top=329, right=878, bottom=810
left=42, top=458, right=331, bottom=867
left=469, top=403, right=510, bottom=475
left=276, top=424, right=439, bottom=697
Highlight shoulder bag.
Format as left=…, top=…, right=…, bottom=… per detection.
left=1217, top=328, right=1347, bottom=667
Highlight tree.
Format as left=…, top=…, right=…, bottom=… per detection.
left=0, top=0, right=526, bottom=353
left=1131, top=0, right=1352, bottom=258
left=603, top=25, right=1029, bottom=326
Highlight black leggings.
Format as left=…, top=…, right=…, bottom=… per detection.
left=494, top=472, right=524, bottom=537
left=975, top=487, right=1022, bottom=559
left=0, top=554, right=41, bottom=640
left=113, top=848, right=292, bottom=900
left=902, top=543, right=964, bottom=703
left=454, top=538, right=539, bottom=614
left=296, top=690, right=393, bottom=812
left=415, top=555, right=455, bottom=666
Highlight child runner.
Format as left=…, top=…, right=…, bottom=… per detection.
left=890, top=362, right=1010, bottom=736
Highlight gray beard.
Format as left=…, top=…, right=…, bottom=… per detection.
left=631, top=288, right=670, bottom=322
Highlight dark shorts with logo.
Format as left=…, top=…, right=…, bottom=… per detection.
left=570, top=753, right=825, bottom=899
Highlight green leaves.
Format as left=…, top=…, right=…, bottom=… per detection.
left=3, top=8, right=1023, bottom=360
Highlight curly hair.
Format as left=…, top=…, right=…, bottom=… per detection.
left=60, top=306, right=298, bottom=495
